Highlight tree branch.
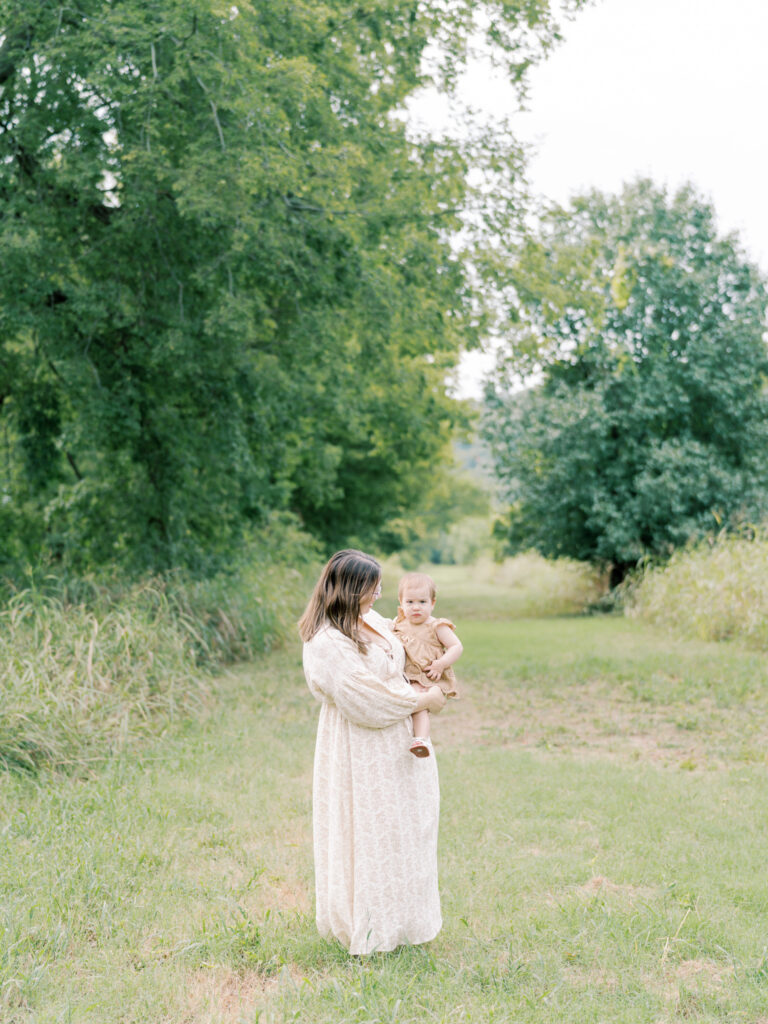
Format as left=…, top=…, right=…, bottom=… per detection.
left=194, top=74, right=225, bottom=151
left=65, top=450, right=83, bottom=481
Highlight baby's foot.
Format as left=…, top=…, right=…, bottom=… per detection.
left=410, top=737, right=430, bottom=758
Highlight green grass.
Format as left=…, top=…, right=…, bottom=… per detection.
left=3, top=570, right=768, bottom=1022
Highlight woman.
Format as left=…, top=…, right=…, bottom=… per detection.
left=299, top=549, right=447, bottom=955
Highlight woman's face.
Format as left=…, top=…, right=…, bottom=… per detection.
left=359, top=578, right=382, bottom=616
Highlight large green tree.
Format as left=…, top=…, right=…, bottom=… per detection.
left=0, top=0, right=586, bottom=574
left=485, top=181, right=768, bottom=584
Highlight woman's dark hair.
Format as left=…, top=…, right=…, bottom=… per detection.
left=298, top=549, right=381, bottom=653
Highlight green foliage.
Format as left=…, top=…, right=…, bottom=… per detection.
left=629, top=530, right=768, bottom=648
left=422, top=514, right=493, bottom=566
left=378, top=464, right=492, bottom=565
left=0, top=0, right=587, bottom=574
left=485, top=181, right=768, bottom=583
left=164, top=515, right=320, bottom=664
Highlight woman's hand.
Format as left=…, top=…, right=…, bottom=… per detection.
left=423, top=685, right=447, bottom=714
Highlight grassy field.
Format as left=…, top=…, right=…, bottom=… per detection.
left=3, top=567, right=768, bottom=1023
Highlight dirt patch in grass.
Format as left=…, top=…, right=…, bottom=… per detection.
left=577, top=875, right=657, bottom=902
left=674, top=958, right=730, bottom=988
left=545, top=875, right=658, bottom=914
left=185, top=964, right=303, bottom=1024
left=562, top=964, right=622, bottom=992
left=185, top=965, right=270, bottom=1023
left=639, top=958, right=734, bottom=1017
left=565, top=958, right=734, bottom=1016
left=264, top=878, right=311, bottom=914
left=435, top=680, right=768, bottom=769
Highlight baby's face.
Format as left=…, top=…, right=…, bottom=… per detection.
left=399, top=584, right=435, bottom=625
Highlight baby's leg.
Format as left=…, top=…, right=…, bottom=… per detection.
left=412, top=706, right=431, bottom=740
left=410, top=681, right=431, bottom=757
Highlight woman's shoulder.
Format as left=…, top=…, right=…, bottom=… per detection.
left=304, top=624, right=355, bottom=655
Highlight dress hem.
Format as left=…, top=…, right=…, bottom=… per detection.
left=319, top=923, right=443, bottom=956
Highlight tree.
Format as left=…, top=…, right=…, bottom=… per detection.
left=484, top=181, right=768, bottom=584
left=0, top=0, right=587, bottom=575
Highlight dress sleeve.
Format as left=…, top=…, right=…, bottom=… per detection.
left=433, top=618, right=456, bottom=633
left=303, top=629, right=418, bottom=729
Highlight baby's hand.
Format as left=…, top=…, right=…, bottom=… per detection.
left=426, top=659, right=444, bottom=680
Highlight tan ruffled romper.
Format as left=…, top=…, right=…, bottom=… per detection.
left=392, top=615, right=459, bottom=698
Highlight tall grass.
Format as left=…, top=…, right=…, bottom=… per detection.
left=628, top=532, right=768, bottom=647
left=0, top=584, right=205, bottom=772
left=0, top=519, right=319, bottom=774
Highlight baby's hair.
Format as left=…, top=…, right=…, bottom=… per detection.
left=398, top=572, right=436, bottom=602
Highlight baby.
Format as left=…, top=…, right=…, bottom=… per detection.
left=393, top=572, right=463, bottom=758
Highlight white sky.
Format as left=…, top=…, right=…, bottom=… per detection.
left=410, top=0, right=768, bottom=398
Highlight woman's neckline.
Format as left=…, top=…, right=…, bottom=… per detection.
left=359, top=612, right=392, bottom=650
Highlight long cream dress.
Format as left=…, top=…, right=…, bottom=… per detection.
left=303, top=608, right=442, bottom=955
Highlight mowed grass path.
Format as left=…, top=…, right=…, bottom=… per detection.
left=3, top=615, right=768, bottom=1023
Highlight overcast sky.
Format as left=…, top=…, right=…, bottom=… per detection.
left=409, top=0, right=768, bottom=397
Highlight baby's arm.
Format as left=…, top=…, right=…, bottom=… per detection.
left=425, top=624, right=463, bottom=680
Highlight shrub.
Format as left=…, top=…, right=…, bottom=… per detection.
left=165, top=516, right=320, bottom=664
left=628, top=532, right=768, bottom=647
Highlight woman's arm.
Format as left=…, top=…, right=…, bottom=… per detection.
left=304, top=631, right=423, bottom=728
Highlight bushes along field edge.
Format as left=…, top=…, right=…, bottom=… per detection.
left=627, top=530, right=768, bottom=648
